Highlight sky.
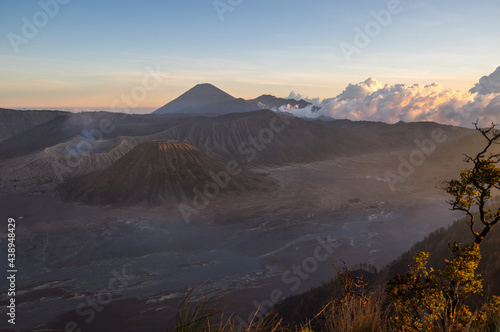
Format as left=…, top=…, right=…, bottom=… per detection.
left=0, top=0, right=499, bottom=112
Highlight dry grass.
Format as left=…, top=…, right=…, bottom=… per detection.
left=167, top=273, right=390, bottom=332
left=166, top=288, right=287, bottom=332
left=318, top=291, right=387, bottom=332
left=166, top=286, right=500, bottom=332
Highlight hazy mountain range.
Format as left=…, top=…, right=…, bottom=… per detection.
left=148, top=66, right=500, bottom=129
left=0, top=103, right=471, bottom=198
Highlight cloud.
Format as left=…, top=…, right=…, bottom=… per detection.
left=469, top=66, right=500, bottom=94
left=272, top=104, right=317, bottom=118
left=282, top=78, right=500, bottom=128
left=286, top=91, right=301, bottom=100
left=286, top=91, right=322, bottom=105
left=335, top=77, right=383, bottom=101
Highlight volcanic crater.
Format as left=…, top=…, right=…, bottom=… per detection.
left=58, top=141, right=274, bottom=206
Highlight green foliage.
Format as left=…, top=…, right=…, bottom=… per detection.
left=473, top=295, right=500, bottom=331
left=386, top=252, right=444, bottom=331
left=440, top=243, right=483, bottom=330
left=386, top=243, right=500, bottom=332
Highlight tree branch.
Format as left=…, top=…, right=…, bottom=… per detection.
left=445, top=121, right=500, bottom=245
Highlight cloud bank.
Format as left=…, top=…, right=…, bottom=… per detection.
left=469, top=66, right=500, bottom=95
left=283, top=69, right=500, bottom=128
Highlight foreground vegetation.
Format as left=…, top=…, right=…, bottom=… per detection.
left=167, top=123, right=500, bottom=331
left=167, top=257, right=500, bottom=332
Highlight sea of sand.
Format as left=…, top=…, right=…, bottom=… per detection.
left=0, top=154, right=461, bottom=331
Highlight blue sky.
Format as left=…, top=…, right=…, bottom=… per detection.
left=0, top=0, right=498, bottom=111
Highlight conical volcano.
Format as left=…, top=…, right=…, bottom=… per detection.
left=58, top=141, right=273, bottom=206
left=153, top=83, right=259, bottom=114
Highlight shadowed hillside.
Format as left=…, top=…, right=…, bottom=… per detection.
left=0, top=111, right=209, bottom=160
left=0, top=108, right=64, bottom=143
left=271, top=210, right=500, bottom=328
left=378, top=211, right=500, bottom=297
left=0, top=109, right=474, bottom=194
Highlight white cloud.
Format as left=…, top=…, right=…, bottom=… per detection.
left=335, top=77, right=383, bottom=101
left=286, top=91, right=323, bottom=105
left=282, top=78, right=500, bottom=128
left=469, top=66, right=500, bottom=94
left=272, top=104, right=317, bottom=118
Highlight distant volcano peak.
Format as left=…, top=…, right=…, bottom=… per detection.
left=153, top=83, right=260, bottom=115
left=152, top=83, right=317, bottom=115
left=179, top=83, right=235, bottom=101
